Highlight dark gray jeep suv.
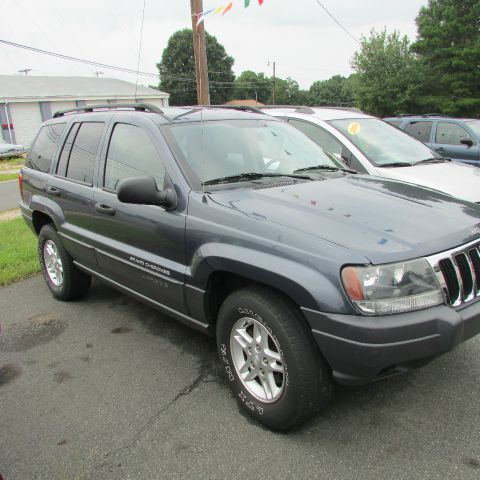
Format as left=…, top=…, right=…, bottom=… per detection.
left=19, top=104, right=480, bottom=430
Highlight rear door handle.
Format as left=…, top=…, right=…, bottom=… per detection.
left=95, top=203, right=116, bottom=216
left=47, top=186, right=61, bottom=197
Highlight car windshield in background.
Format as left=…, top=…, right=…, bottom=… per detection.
left=166, top=119, right=340, bottom=186
left=466, top=120, right=480, bottom=138
left=329, top=118, right=440, bottom=167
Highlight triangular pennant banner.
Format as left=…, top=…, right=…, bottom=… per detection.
left=223, top=2, right=233, bottom=15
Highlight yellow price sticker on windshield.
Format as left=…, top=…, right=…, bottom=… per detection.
left=348, top=122, right=361, bottom=135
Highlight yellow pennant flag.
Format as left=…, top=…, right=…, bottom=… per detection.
left=214, top=6, right=224, bottom=14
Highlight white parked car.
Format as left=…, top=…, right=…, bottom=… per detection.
left=262, top=106, right=480, bottom=204
left=0, top=143, right=27, bottom=158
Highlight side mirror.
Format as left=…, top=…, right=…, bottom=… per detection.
left=460, top=137, right=474, bottom=148
left=117, top=176, right=177, bottom=209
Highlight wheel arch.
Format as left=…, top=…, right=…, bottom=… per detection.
left=186, top=243, right=344, bottom=328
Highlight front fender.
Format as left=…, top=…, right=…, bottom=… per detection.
left=187, top=242, right=349, bottom=313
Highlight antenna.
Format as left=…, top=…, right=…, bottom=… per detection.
left=134, top=0, right=147, bottom=100
left=201, top=108, right=206, bottom=199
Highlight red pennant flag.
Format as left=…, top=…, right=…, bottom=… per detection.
left=258, top=0, right=264, bottom=5
left=223, top=2, right=233, bottom=15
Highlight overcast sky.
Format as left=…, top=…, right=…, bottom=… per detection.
left=0, top=0, right=428, bottom=89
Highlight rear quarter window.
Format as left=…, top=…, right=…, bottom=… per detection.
left=25, top=123, right=66, bottom=173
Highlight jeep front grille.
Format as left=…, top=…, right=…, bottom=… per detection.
left=427, top=239, right=480, bottom=307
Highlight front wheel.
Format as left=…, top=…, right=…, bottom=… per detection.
left=216, top=286, right=333, bottom=430
left=38, top=224, right=91, bottom=300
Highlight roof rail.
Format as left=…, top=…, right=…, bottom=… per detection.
left=262, top=105, right=363, bottom=114
left=421, top=113, right=448, bottom=117
left=262, top=105, right=307, bottom=110
left=202, top=105, right=266, bottom=115
left=53, top=103, right=165, bottom=118
left=311, top=106, right=364, bottom=113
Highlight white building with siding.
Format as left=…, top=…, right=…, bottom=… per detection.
left=0, top=75, right=169, bottom=146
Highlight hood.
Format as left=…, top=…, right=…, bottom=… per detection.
left=375, top=161, right=480, bottom=203
left=208, top=175, right=480, bottom=264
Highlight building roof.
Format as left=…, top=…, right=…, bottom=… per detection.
left=226, top=99, right=265, bottom=107
left=0, top=75, right=168, bottom=102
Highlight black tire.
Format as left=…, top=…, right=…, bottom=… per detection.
left=216, top=286, right=333, bottom=431
left=38, top=224, right=91, bottom=301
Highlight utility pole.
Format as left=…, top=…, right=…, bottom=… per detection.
left=190, top=0, right=210, bottom=105
left=18, top=68, right=32, bottom=76
left=268, top=61, right=276, bottom=105
left=94, top=71, right=104, bottom=77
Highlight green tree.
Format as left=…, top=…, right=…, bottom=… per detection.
left=308, top=75, right=355, bottom=106
left=273, top=77, right=309, bottom=105
left=351, top=29, right=421, bottom=116
left=157, top=29, right=235, bottom=105
left=413, top=0, right=480, bottom=116
left=232, top=71, right=271, bottom=103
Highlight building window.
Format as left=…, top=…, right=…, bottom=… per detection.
left=39, top=102, right=52, bottom=122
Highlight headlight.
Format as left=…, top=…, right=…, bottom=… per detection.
left=341, top=259, right=444, bottom=315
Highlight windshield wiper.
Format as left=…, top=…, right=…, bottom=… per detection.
left=415, top=157, right=451, bottom=165
left=202, top=172, right=309, bottom=186
left=378, top=162, right=413, bottom=168
left=293, top=165, right=357, bottom=174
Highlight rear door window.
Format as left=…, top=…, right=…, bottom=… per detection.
left=435, top=122, right=474, bottom=145
left=26, top=123, right=66, bottom=173
left=64, top=122, right=104, bottom=185
left=404, top=121, right=433, bottom=142
left=56, top=123, right=80, bottom=177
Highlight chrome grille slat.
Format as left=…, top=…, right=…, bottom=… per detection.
left=455, top=253, right=474, bottom=302
left=427, top=239, right=480, bottom=307
left=469, top=248, right=480, bottom=295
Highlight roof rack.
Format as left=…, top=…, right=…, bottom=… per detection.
left=421, top=113, right=448, bottom=117
left=53, top=103, right=165, bottom=118
left=262, top=105, right=363, bottom=114
left=201, top=105, right=266, bottom=115
left=262, top=105, right=307, bottom=110
left=394, top=113, right=448, bottom=118
left=312, top=106, right=363, bottom=114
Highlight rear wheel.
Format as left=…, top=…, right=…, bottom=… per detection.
left=217, top=286, right=333, bottom=430
left=38, top=224, right=91, bottom=300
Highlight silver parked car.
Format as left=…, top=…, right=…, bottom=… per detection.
left=263, top=106, right=480, bottom=204
left=0, top=143, right=27, bottom=159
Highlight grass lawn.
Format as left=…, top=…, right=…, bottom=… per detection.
left=0, top=216, right=40, bottom=286
left=0, top=173, right=19, bottom=182
left=0, top=156, right=24, bottom=170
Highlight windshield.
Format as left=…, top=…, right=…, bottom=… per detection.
left=166, top=119, right=340, bottom=186
left=466, top=120, right=480, bottom=138
left=329, top=118, right=439, bottom=167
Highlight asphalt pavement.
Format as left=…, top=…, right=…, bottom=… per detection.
left=0, top=180, right=20, bottom=212
left=1, top=275, right=480, bottom=480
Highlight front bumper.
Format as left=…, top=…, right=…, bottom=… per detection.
left=301, top=299, right=480, bottom=385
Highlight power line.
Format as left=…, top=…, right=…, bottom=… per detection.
left=314, top=1, right=360, bottom=45
left=0, top=38, right=188, bottom=80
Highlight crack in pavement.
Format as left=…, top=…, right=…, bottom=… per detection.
left=86, top=358, right=216, bottom=478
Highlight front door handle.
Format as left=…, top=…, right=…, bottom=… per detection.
left=95, top=203, right=116, bottom=216
left=47, top=186, right=61, bottom=197
left=436, top=147, right=446, bottom=152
